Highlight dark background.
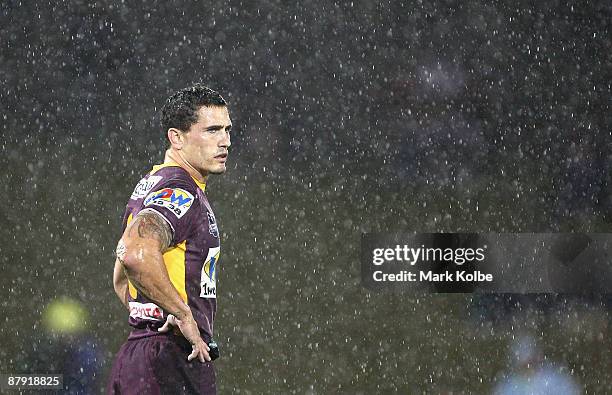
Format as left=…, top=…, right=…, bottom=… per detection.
left=1, top=1, right=611, bottom=393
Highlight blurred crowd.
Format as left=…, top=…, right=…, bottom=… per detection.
left=3, top=2, right=611, bottom=228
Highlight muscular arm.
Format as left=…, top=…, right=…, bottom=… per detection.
left=115, top=209, right=210, bottom=362
left=116, top=210, right=191, bottom=320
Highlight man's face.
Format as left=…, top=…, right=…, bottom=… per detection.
left=181, top=105, right=232, bottom=176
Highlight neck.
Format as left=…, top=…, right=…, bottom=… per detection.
left=165, top=148, right=208, bottom=185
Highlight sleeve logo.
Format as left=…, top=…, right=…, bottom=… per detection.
left=144, top=188, right=194, bottom=218
left=130, top=176, right=162, bottom=200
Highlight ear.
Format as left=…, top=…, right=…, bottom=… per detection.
left=167, top=128, right=184, bottom=149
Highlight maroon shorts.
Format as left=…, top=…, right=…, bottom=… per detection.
left=107, top=334, right=216, bottom=395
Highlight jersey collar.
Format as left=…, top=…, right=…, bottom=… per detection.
left=150, top=162, right=207, bottom=192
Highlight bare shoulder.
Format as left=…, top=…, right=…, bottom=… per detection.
left=127, top=210, right=173, bottom=251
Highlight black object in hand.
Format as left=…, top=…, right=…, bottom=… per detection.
left=208, top=340, right=220, bottom=361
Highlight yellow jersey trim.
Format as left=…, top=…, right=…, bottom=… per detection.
left=163, top=240, right=188, bottom=303
left=126, top=213, right=138, bottom=299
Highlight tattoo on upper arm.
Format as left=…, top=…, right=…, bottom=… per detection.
left=116, top=240, right=127, bottom=262
left=129, top=211, right=173, bottom=251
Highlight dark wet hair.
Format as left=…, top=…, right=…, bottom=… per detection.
left=161, top=83, right=227, bottom=133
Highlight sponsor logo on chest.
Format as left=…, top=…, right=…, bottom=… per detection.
left=200, top=246, right=220, bottom=299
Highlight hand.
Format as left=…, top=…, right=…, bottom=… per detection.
left=158, top=313, right=211, bottom=362
left=158, top=314, right=178, bottom=333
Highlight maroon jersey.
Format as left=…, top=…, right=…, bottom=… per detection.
left=121, top=163, right=220, bottom=341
